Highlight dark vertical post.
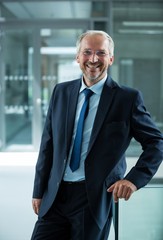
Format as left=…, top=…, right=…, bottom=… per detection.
left=113, top=201, right=119, bottom=240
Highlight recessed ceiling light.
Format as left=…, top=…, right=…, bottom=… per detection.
left=122, top=21, right=163, bottom=27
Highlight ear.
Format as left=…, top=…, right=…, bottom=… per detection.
left=76, top=54, right=80, bottom=63
left=109, top=56, right=114, bottom=66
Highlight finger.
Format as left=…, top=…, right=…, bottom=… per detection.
left=119, top=185, right=133, bottom=200
left=112, top=186, right=119, bottom=202
left=114, top=195, right=119, bottom=203
left=34, top=205, right=38, bottom=214
left=35, top=205, right=40, bottom=214
left=32, top=201, right=39, bottom=215
left=107, top=183, right=115, bottom=192
left=35, top=207, right=39, bottom=215
left=116, top=184, right=123, bottom=198
left=124, top=188, right=133, bottom=201
left=117, top=185, right=128, bottom=199
left=32, top=204, right=38, bottom=214
left=107, top=185, right=119, bottom=202
left=114, top=184, right=128, bottom=201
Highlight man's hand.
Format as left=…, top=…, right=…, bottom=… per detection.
left=107, top=179, right=137, bottom=202
left=32, top=198, right=42, bottom=215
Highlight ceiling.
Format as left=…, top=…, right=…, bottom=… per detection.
left=0, top=0, right=162, bottom=22
left=1, top=1, right=92, bottom=19
left=0, top=0, right=163, bottom=48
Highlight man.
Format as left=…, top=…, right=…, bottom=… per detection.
left=31, top=30, right=163, bottom=240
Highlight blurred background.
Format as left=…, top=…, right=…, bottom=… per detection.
left=0, top=0, right=162, bottom=239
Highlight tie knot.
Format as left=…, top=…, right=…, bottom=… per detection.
left=83, top=89, right=93, bottom=100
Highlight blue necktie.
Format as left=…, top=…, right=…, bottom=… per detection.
left=70, top=89, right=93, bottom=172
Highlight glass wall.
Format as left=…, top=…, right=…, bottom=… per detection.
left=112, top=0, right=163, bottom=156
left=0, top=29, right=33, bottom=151
left=0, top=0, right=162, bottom=154
left=0, top=27, right=83, bottom=151
left=40, top=29, right=82, bottom=121
left=119, top=185, right=163, bottom=240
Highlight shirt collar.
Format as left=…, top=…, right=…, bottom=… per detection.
left=80, top=75, right=107, bottom=95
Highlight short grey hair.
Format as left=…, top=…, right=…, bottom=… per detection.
left=76, top=30, right=114, bottom=56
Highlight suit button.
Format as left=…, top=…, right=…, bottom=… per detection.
left=57, top=182, right=59, bottom=187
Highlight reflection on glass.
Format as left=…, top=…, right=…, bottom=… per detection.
left=41, top=29, right=82, bottom=125
left=113, top=1, right=163, bottom=157
left=0, top=1, right=162, bottom=153
left=119, top=186, right=163, bottom=240
left=3, top=30, right=33, bottom=150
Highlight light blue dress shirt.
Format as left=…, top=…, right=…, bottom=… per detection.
left=63, top=75, right=107, bottom=181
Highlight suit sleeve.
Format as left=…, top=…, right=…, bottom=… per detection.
left=124, top=91, right=163, bottom=189
left=32, top=88, right=55, bottom=198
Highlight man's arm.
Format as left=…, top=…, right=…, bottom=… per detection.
left=124, top=91, right=163, bottom=189
left=107, top=91, right=162, bottom=202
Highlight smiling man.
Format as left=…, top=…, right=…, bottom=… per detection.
left=31, top=30, right=163, bottom=240
left=76, top=33, right=114, bottom=85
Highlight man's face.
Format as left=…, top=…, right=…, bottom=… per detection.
left=76, top=34, right=114, bottom=86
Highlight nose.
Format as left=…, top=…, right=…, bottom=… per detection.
left=88, top=53, right=99, bottom=63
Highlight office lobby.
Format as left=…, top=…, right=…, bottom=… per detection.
left=0, top=0, right=163, bottom=239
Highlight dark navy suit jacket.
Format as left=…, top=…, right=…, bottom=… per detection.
left=32, top=76, right=163, bottom=229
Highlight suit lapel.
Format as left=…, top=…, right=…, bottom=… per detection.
left=65, top=80, right=81, bottom=157
left=87, top=77, right=118, bottom=154
left=65, top=77, right=118, bottom=158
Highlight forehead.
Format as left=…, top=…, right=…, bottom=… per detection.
left=80, top=34, right=109, bottom=50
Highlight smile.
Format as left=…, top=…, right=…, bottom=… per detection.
left=86, top=64, right=100, bottom=69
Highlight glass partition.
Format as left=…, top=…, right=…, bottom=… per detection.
left=113, top=0, right=163, bottom=157
left=0, top=0, right=162, bottom=154
left=118, top=185, right=163, bottom=240
left=1, top=29, right=34, bottom=151
left=40, top=29, right=82, bottom=121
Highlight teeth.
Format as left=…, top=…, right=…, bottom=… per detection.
left=88, top=65, right=99, bottom=69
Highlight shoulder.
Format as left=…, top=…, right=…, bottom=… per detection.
left=50, top=78, right=81, bottom=97
left=48, top=78, right=81, bottom=104
left=55, top=78, right=81, bottom=90
left=108, top=77, right=141, bottom=96
left=106, top=77, right=144, bottom=107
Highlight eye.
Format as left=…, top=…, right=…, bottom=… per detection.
left=83, top=50, right=92, bottom=56
left=96, top=50, right=107, bottom=56
left=82, top=50, right=108, bottom=57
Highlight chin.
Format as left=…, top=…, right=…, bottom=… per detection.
left=88, top=78, right=101, bottom=84
left=90, top=74, right=101, bottom=81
